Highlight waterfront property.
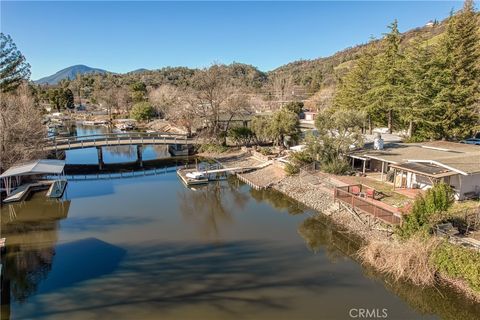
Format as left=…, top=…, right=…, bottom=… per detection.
left=350, top=141, right=480, bottom=200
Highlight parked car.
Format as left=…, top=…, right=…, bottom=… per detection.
left=460, top=132, right=480, bottom=145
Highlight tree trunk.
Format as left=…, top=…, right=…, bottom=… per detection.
left=387, top=110, right=393, bottom=134
left=407, top=120, right=414, bottom=138
left=368, top=115, right=372, bottom=135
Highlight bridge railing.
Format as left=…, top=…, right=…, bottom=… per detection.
left=44, top=132, right=190, bottom=147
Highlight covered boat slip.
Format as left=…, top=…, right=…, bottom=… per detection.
left=1, top=159, right=67, bottom=203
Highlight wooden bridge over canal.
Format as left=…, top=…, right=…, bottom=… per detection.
left=44, top=132, right=197, bottom=168
left=44, top=132, right=195, bottom=151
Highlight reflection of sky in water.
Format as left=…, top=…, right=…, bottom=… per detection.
left=65, top=145, right=170, bottom=164
left=4, top=170, right=479, bottom=320
left=65, top=124, right=170, bottom=164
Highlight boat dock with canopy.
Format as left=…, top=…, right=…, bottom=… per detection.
left=1, top=159, right=67, bottom=203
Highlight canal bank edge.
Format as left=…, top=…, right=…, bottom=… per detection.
left=210, top=151, right=480, bottom=304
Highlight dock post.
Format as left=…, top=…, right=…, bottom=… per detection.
left=97, top=146, right=104, bottom=170
left=136, top=144, right=143, bottom=167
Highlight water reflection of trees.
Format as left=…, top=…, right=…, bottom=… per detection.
left=0, top=198, right=70, bottom=319
left=178, top=176, right=250, bottom=240
left=249, top=187, right=305, bottom=215
left=298, top=217, right=360, bottom=261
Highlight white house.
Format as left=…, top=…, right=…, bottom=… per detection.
left=350, top=141, right=480, bottom=200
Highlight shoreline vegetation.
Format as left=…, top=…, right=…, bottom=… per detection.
left=209, top=148, right=480, bottom=303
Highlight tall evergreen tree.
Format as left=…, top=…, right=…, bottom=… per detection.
left=403, top=37, right=439, bottom=139
left=433, top=0, right=480, bottom=138
left=0, top=33, right=31, bottom=93
left=334, top=42, right=378, bottom=133
left=369, top=20, right=406, bottom=133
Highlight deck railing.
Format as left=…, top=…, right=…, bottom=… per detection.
left=44, top=132, right=192, bottom=150
left=334, top=185, right=402, bottom=226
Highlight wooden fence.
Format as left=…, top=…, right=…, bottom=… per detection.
left=334, top=184, right=402, bottom=226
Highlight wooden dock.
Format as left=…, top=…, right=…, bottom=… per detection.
left=177, top=160, right=275, bottom=189
left=3, top=182, right=51, bottom=203
left=177, top=169, right=209, bottom=186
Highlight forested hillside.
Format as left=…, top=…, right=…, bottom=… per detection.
left=32, top=0, right=479, bottom=141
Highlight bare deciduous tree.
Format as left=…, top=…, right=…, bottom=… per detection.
left=191, top=65, right=236, bottom=136
left=0, top=84, right=46, bottom=171
left=270, top=74, right=295, bottom=107
left=148, top=84, right=179, bottom=118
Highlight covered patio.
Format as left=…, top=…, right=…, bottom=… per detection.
left=389, top=161, right=457, bottom=192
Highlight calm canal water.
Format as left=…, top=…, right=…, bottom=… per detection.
left=1, top=126, right=479, bottom=319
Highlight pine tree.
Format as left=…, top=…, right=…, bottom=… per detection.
left=403, top=37, right=439, bottom=139
left=333, top=41, right=377, bottom=133
left=433, top=0, right=480, bottom=139
left=369, top=20, right=407, bottom=134
left=0, top=33, right=31, bottom=93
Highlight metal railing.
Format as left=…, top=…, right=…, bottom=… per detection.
left=44, top=132, right=192, bottom=150
left=334, top=185, right=402, bottom=226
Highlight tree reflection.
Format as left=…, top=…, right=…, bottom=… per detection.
left=249, top=187, right=305, bottom=215
left=178, top=180, right=234, bottom=240
left=0, top=197, right=70, bottom=319
left=297, top=217, right=359, bottom=261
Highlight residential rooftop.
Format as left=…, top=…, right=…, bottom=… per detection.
left=353, top=141, right=480, bottom=175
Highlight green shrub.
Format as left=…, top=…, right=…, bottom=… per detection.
left=284, top=163, right=300, bottom=175
left=322, top=159, right=350, bottom=175
left=397, top=183, right=454, bottom=239
left=228, top=127, right=254, bottom=146
left=198, top=143, right=229, bottom=154
left=258, top=147, right=273, bottom=156
left=432, top=242, right=480, bottom=292
left=130, top=102, right=155, bottom=121
left=290, top=150, right=313, bottom=165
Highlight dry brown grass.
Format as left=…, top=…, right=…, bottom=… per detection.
left=358, top=236, right=440, bottom=286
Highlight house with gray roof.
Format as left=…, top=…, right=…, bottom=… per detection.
left=350, top=141, right=480, bottom=200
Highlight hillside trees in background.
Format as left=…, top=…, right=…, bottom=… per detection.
left=47, top=87, right=75, bottom=111
left=130, top=81, right=148, bottom=103
left=333, top=0, right=479, bottom=140
left=0, top=33, right=31, bottom=93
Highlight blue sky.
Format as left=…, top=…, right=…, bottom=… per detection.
left=1, top=1, right=463, bottom=80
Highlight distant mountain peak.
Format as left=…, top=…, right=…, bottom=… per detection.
left=35, top=65, right=108, bottom=85
left=128, top=68, right=149, bottom=74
